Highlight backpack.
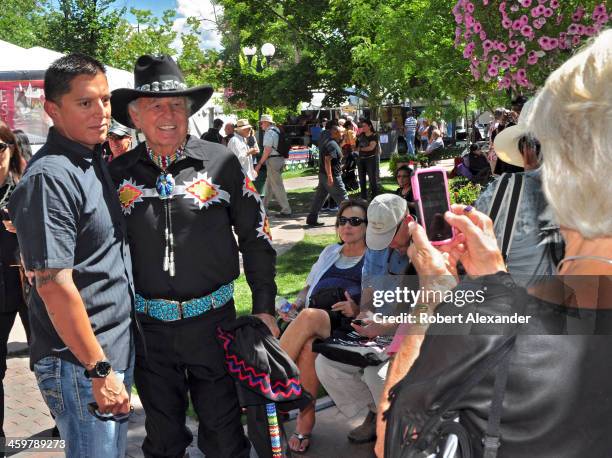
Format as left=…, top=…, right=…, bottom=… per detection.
left=271, top=126, right=290, bottom=158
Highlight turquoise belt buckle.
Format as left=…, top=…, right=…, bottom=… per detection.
left=136, top=282, right=233, bottom=322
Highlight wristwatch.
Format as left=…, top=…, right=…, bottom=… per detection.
left=84, top=360, right=112, bottom=379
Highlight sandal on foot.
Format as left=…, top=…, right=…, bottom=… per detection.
left=289, top=432, right=312, bottom=454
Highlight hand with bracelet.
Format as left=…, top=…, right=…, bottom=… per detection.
left=86, top=360, right=131, bottom=417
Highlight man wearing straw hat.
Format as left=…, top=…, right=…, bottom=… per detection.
left=110, top=54, right=278, bottom=458
left=227, top=118, right=259, bottom=180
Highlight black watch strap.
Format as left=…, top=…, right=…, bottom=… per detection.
left=84, top=360, right=112, bottom=379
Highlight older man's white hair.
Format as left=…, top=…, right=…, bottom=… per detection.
left=529, top=28, right=612, bottom=239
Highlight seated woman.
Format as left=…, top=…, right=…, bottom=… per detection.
left=280, top=198, right=368, bottom=453
left=425, top=129, right=444, bottom=156
left=394, top=165, right=417, bottom=218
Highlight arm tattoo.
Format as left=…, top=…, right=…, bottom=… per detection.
left=34, top=268, right=73, bottom=288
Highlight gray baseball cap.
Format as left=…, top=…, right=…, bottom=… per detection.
left=108, top=120, right=132, bottom=137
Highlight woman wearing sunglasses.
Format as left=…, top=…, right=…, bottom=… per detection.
left=0, top=125, right=27, bottom=442
left=279, top=198, right=368, bottom=453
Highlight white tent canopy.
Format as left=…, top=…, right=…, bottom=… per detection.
left=0, top=39, right=133, bottom=90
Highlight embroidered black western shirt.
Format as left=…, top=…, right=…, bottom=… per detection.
left=8, top=127, right=135, bottom=370
left=109, top=136, right=277, bottom=315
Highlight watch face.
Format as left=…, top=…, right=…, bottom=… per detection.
left=96, top=361, right=112, bottom=377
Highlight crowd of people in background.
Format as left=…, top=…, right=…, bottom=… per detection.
left=0, top=28, right=610, bottom=458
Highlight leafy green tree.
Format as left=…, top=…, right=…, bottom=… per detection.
left=43, top=0, right=125, bottom=62
left=0, top=0, right=48, bottom=48
left=106, top=8, right=178, bottom=71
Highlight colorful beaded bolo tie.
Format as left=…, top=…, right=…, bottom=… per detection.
left=147, top=143, right=186, bottom=277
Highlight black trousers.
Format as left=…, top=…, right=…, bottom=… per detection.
left=0, top=311, right=17, bottom=440
left=358, top=155, right=378, bottom=200
left=134, top=301, right=250, bottom=458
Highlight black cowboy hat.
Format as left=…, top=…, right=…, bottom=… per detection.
left=111, top=54, right=213, bottom=128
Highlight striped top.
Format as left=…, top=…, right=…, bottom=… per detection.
left=404, top=116, right=417, bottom=133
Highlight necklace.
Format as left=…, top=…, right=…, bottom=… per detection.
left=557, top=255, right=612, bottom=272
left=0, top=174, right=15, bottom=209
left=145, top=143, right=187, bottom=278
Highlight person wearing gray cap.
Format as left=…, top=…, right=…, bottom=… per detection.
left=106, top=120, right=133, bottom=161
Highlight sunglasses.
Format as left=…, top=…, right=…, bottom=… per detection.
left=0, top=142, right=14, bottom=151
left=338, top=216, right=367, bottom=226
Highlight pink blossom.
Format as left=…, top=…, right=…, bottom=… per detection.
left=534, top=18, right=546, bottom=29
left=521, top=25, right=533, bottom=37
left=464, top=31, right=473, bottom=40
left=463, top=42, right=476, bottom=58
left=593, top=3, right=607, bottom=18
left=538, top=36, right=551, bottom=50
left=502, top=17, right=513, bottom=28
left=527, top=51, right=538, bottom=65
left=596, top=12, right=609, bottom=24
left=568, top=23, right=580, bottom=34
left=572, top=6, right=585, bottom=22
left=543, top=7, right=553, bottom=17
left=516, top=43, right=526, bottom=55
left=531, top=6, right=541, bottom=17
left=519, top=15, right=529, bottom=26
left=466, top=1, right=475, bottom=13
left=500, top=60, right=510, bottom=70
left=509, top=39, right=519, bottom=48
left=517, top=68, right=527, bottom=79
left=497, top=42, right=508, bottom=52
left=470, top=66, right=481, bottom=80
left=483, top=40, right=494, bottom=52
left=576, top=24, right=586, bottom=35
left=585, top=26, right=597, bottom=36
left=483, top=75, right=491, bottom=83
left=519, top=0, right=532, bottom=7
left=499, top=2, right=506, bottom=13
left=455, top=14, right=463, bottom=24
left=556, top=14, right=564, bottom=25
left=509, top=54, right=519, bottom=65
left=473, top=22, right=482, bottom=33
left=480, top=30, right=487, bottom=40
left=510, top=4, right=519, bottom=12
left=491, top=54, right=500, bottom=64
left=538, top=0, right=546, bottom=3
left=550, top=0, right=560, bottom=8
left=465, top=15, right=475, bottom=27
left=571, top=35, right=581, bottom=46
left=487, top=64, right=499, bottom=77
left=548, top=38, right=559, bottom=49
left=512, top=20, right=522, bottom=30
left=483, top=0, right=489, bottom=5
left=498, top=76, right=512, bottom=89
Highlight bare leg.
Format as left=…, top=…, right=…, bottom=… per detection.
left=288, top=338, right=319, bottom=452
left=280, top=308, right=331, bottom=361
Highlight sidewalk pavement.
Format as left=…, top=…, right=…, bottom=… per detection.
left=5, top=355, right=375, bottom=458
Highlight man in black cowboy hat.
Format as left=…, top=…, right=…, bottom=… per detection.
left=109, top=54, right=279, bottom=458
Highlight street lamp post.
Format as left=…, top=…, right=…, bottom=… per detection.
left=242, top=43, right=276, bottom=141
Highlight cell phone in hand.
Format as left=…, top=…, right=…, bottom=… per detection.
left=411, top=167, right=455, bottom=245
left=352, top=319, right=366, bottom=326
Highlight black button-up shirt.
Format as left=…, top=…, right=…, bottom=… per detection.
left=109, top=136, right=277, bottom=315
left=9, top=127, right=135, bottom=370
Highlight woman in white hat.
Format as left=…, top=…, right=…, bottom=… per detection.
left=227, top=119, right=259, bottom=180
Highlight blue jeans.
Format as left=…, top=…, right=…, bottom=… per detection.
left=33, top=356, right=134, bottom=458
left=405, top=132, right=415, bottom=156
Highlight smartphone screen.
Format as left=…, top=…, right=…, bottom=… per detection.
left=417, top=171, right=453, bottom=242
